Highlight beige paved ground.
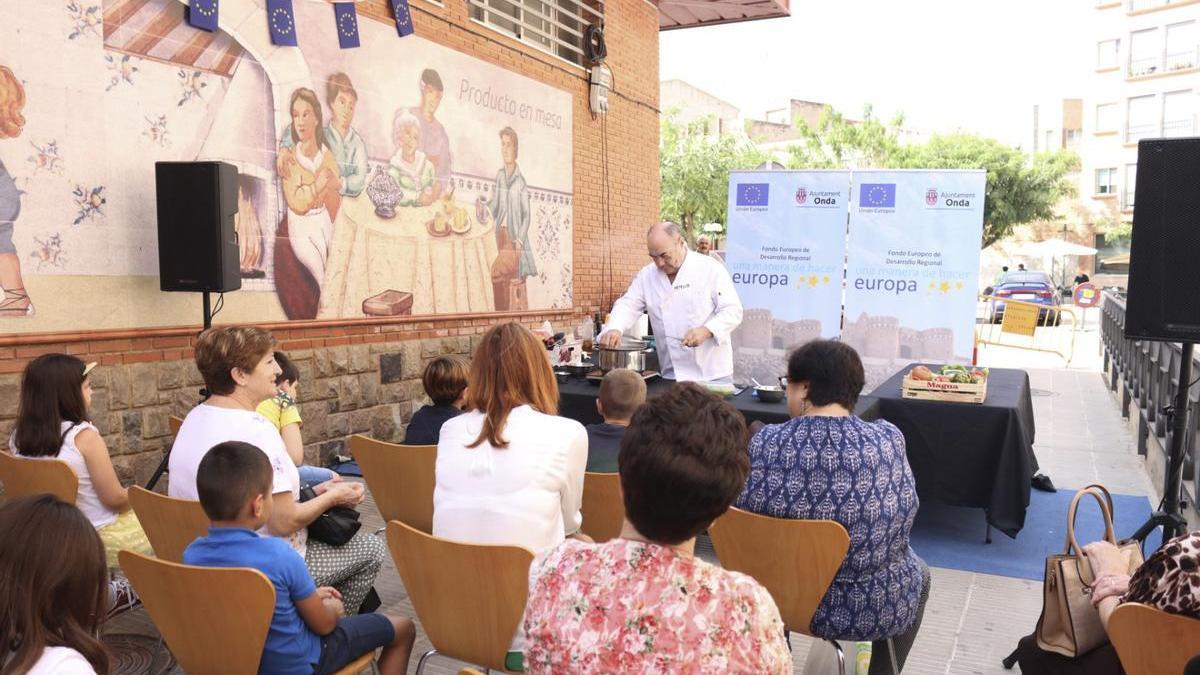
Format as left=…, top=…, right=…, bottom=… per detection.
left=106, top=316, right=1152, bottom=674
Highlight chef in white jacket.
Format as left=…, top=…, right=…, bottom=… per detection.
left=599, top=222, right=743, bottom=382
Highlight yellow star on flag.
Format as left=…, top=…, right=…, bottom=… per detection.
left=808, top=275, right=820, bottom=288
left=955, top=281, right=964, bottom=290
left=939, top=281, right=951, bottom=294
left=822, top=275, right=830, bottom=284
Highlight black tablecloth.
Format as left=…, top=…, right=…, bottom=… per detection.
left=868, top=366, right=1038, bottom=538
left=557, top=375, right=880, bottom=429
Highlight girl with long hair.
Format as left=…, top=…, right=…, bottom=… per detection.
left=280, top=87, right=342, bottom=287
left=10, top=354, right=152, bottom=568
left=0, top=495, right=111, bottom=675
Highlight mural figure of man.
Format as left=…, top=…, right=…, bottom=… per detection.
left=277, top=72, right=368, bottom=197
left=487, top=127, right=534, bottom=311
left=406, top=69, right=452, bottom=199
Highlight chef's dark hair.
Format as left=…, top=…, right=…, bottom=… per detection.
left=786, top=339, right=864, bottom=409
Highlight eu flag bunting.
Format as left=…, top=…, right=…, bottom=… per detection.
left=334, top=2, right=360, bottom=49
left=187, top=0, right=219, bottom=32
left=391, top=0, right=415, bottom=37
left=267, top=0, right=297, bottom=46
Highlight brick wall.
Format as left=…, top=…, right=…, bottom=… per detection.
left=0, top=0, right=661, bottom=483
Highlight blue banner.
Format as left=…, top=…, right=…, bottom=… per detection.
left=844, top=170, right=986, bottom=387
left=333, top=2, right=360, bottom=49
left=725, top=171, right=850, bottom=386
left=267, top=0, right=298, bottom=46
left=391, top=0, right=416, bottom=37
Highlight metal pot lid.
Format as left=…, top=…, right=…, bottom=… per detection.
left=597, top=337, right=648, bottom=351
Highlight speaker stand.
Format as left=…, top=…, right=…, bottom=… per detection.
left=1130, top=341, right=1193, bottom=549
left=145, top=293, right=215, bottom=491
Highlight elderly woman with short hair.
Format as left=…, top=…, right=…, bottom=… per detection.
left=169, top=325, right=385, bottom=613
left=736, top=339, right=930, bottom=674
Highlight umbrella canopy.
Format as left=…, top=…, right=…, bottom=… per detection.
left=1014, top=238, right=1099, bottom=257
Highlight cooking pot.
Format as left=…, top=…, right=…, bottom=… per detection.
left=594, top=337, right=650, bottom=372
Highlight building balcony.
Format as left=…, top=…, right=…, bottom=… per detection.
left=1122, top=191, right=1135, bottom=212
left=1127, top=0, right=1200, bottom=14
left=1127, top=49, right=1199, bottom=79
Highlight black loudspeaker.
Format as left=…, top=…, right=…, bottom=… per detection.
left=1124, top=137, right=1200, bottom=342
left=154, top=161, right=241, bottom=293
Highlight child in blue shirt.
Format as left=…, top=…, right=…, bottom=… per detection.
left=183, top=441, right=414, bottom=675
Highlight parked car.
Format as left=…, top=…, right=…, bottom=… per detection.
left=989, top=271, right=1062, bottom=324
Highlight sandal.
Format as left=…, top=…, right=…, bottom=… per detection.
left=0, top=288, right=33, bottom=317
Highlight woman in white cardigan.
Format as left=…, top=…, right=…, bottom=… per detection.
left=434, top=322, right=588, bottom=555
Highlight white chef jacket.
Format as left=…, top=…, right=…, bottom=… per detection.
left=603, top=250, right=743, bottom=382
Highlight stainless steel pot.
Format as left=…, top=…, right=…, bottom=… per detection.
left=594, top=337, right=649, bottom=372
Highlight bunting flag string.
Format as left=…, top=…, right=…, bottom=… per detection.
left=267, top=0, right=298, bottom=46
left=186, top=0, right=219, bottom=31
left=391, top=0, right=415, bottom=38
left=333, top=2, right=361, bottom=49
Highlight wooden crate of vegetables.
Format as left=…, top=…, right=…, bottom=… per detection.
left=902, top=365, right=989, bottom=403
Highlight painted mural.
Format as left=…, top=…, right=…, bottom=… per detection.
left=0, top=0, right=574, bottom=331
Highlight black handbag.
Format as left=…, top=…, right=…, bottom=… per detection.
left=298, top=485, right=362, bottom=546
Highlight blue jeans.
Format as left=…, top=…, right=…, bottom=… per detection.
left=313, top=613, right=394, bottom=674
left=298, top=465, right=336, bottom=485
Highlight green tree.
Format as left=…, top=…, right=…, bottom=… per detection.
left=894, top=135, right=1080, bottom=248
left=659, top=111, right=767, bottom=242
left=781, top=104, right=906, bottom=170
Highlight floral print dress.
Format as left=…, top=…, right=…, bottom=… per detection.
left=522, top=538, right=791, bottom=674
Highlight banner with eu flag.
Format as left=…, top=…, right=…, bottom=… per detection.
left=267, top=0, right=298, bottom=46
left=844, top=170, right=985, bottom=386
left=187, top=0, right=219, bottom=32
left=724, top=170, right=849, bottom=386
left=391, top=0, right=415, bottom=37
left=333, top=2, right=360, bottom=49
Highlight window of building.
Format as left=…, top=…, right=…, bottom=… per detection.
left=1129, top=27, right=1161, bottom=76
left=1065, top=128, right=1082, bottom=149
left=1162, top=89, right=1195, bottom=137
left=1095, top=167, right=1117, bottom=195
left=1165, top=21, right=1198, bottom=71
left=1126, top=94, right=1158, bottom=141
left=469, top=0, right=602, bottom=66
left=1096, top=102, right=1119, bottom=132
left=1098, top=39, right=1121, bottom=69
left=1123, top=163, right=1137, bottom=210
left=1044, top=129, right=1055, bottom=150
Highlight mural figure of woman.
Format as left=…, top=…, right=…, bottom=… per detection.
left=487, top=127, right=534, bottom=311
left=0, top=65, right=33, bottom=316
left=281, top=88, right=341, bottom=288
left=387, top=111, right=435, bottom=208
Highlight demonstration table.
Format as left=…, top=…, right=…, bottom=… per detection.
left=867, top=366, right=1038, bottom=539
left=557, top=375, right=880, bottom=429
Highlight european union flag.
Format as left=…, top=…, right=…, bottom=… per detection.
left=391, top=0, right=415, bottom=37
left=187, top=0, right=219, bottom=32
left=267, top=0, right=297, bottom=46
left=859, top=183, right=896, bottom=208
left=736, top=183, right=769, bottom=206
left=334, top=2, right=360, bottom=49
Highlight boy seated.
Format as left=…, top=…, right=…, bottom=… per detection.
left=585, top=369, right=646, bottom=473
left=403, top=355, right=469, bottom=445
left=257, top=351, right=336, bottom=485
left=184, top=441, right=415, bottom=675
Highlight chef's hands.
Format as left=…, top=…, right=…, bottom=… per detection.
left=599, top=329, right=622, bottom=348
left=681, top=327, right=713, bottom=348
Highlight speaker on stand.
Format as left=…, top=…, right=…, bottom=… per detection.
left=1123, top=136, right=1200, bottom=549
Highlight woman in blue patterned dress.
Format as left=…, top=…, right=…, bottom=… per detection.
left=736, top=339, right=930, bottom=674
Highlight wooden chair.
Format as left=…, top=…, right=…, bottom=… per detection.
left=0, top=450, right=78, bottom=503
left=119, top=551, right=374, bottom=675
left=580, top=471, right=624, bottom=542
left=168, top=415, right=183, bottom=436
left=1109, top=601, right=1200, bottom=675
left=708, top=508, right=866, bottom=673
left=350, top=435, right=436, bottom=533
left=386, top=520, right=533, bottom=674
left=127, top=486, right=209, bottom=563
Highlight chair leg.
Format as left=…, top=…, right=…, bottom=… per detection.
left=826, top=639, right=845, bottom=674
left=415, top=649, right=440, bottom=675
left=887, top=637, right=900, bottom=675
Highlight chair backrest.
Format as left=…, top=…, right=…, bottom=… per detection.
left=1109, top=602, right=1200, bottom=675
left=387, top=520, right=533, bottom=672
left=350, top=435, right=436, bottom=533
left=580, top=472, right=624, bottom=543
left=118, top=550, right=274, bottom=675
left=127, top=486, right=210, bottom=563
left=168, top=415, right=184, bottom=437
left=708, top=507, right=849, bottom=635
left=0, top=450, right=78, bottom=504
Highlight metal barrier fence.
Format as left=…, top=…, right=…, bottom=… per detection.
left=1100, top=290, right=1199, bottom=498
left=976, top=295, right=1079, bottom=365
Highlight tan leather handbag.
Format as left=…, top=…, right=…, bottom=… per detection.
left=1035, top=484, right=1145, bottom=657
